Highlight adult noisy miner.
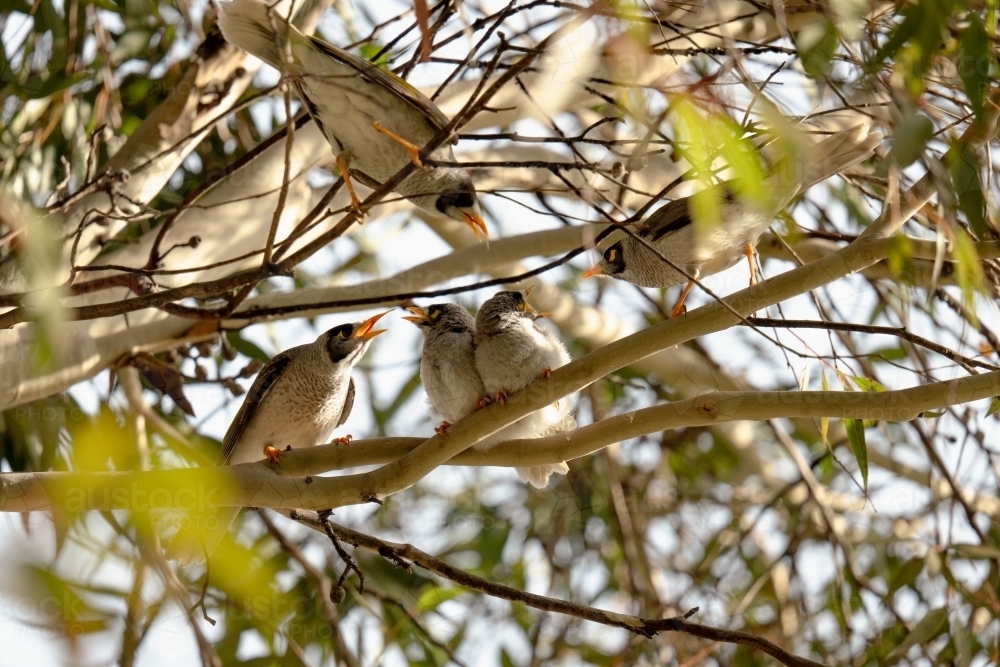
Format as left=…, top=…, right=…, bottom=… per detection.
left=218, top=0, right=488, bottom=239
left=473, top=290, right=575, bottom=488
left=167, top=312, right=388, bottom=565
left=582, top=123, right=882, bottom=315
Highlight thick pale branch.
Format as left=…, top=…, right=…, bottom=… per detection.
left=3, top=372, right=997, bottom=513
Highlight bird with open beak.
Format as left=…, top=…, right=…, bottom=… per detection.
left=404, top=303, right=487, bottom=437
left=218, top=0, right=488, bottom=240
left=167, top=312, right=389, bottom=565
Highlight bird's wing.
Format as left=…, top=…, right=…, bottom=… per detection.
left=307, top=38, right=451, bottom=130
left=641, top=183, right=738, bottom=242
left=639, top=196, right=693, bottom=242
left=217, top=351, right=295, bottom=465
left=336, top=377, right=356, bottom=429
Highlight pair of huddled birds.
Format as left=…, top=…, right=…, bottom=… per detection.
left=171, top=0, right=881, bottom=562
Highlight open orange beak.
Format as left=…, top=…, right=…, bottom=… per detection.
left=401, top=306, right=428, bottom=325
left=353, top=311, right=390, bottom=339
left=581, top=264, right=605, bottom=279
left=464, top=212, right=489, bottom=241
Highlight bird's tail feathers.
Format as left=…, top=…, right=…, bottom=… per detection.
left=218, top=0, right=301, bottom=68
left=801, top=123, right=883, bottom=190
left=164, top=506, right=240, bottom=567
left=516, top=462, right=570, bottom=489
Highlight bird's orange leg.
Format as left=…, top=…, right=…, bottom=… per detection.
left=434, top=421, right=452, bottom=436
left=336, top=155, right=364, bottom=216
left=540, top=367, right=553, bottom=379
left=744, top=242, right=757, bottom=286
left=477, top=396, right=492, bottom=409
left=331, top=434, right=353, bottom=445
left=263, top=445, right=283, bottom=465
left=372, top=121, right=423, bottom=167
left=670, top=278, right=697, bottom=318
left=495, top=391, right=508, bottom=406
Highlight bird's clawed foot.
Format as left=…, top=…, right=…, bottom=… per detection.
left=264, top=445, right=283, bottom=465
left=331, top=434, right=353, bottom=446
left=477, top=396, right=493, bottom=409
left=362, top=493, right=383, bottom=505
left=336, top=155, right=365, bottom=219
left=434, top=421, right=452, bottom=436
left=540, top=367, right=553, bottom=379
left=495, top=391, right=508, bottom=406
left=372, top=121, right=423, bottom=167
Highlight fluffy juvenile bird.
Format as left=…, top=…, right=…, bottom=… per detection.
left=403, top=303, right=485, bottom=436
left=474, top=290, right=575, bottom=488
left=168, top=312, right=388, bottom=565
left=583, top=124, right=882, bottom=315
left=217, top=0, right=487, bottom=239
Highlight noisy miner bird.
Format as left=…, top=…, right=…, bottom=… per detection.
left=218, top=0, right=488, bottom=239
left=582, top=123, right=882, bottom=316
left=403, top=303, right=486, bottom=436
left=474, top=289, right=575, bottom=488
left=167, top=312, right=388, bottom=565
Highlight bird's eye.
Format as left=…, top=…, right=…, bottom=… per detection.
left=606, top=248, right=618, bottom=262
left=435, top=188, right=476, bottom=212
left=329, top=324, right=353, bottom=340
left=429, top=308, right=441, bottom=320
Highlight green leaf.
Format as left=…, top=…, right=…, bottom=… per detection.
left=820, top=368, right=830, bottom=447
left=951, top=231, right=989, bottom=323
left=888, top=557, right=924, bottom=594
left=415, top=586, right=464, bottom=613
left=226, top=331, right=271, bottom=363
left=951, top=143, right=988, bottom=239
left=869, top=346, right=909, bottom=362
left=959, top=15, right=991, bottom=126
left=851, top=376, right=888, bottom=392
left=920, top=411, right=943, bottom=418
left=987, top=396, right=1000, bottom=417
left=845, top=419, right=868, bottom=492
left=951, top=542, right=1000, bottom=559
left=885, top=607, right=949, bottom=664
left=798, top=19, right=839, bottom=78
left=879, top=111, right=934, bottom=174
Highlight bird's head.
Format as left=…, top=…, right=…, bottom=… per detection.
left=581, top=241, right=626, bottom=280
left=406, top=169, right=488, bottom=241
left=324, top=311, right=390, bottom=364
left=476, top=288, right=548, bottom=332
left=402, top=303, right=475, bottom=333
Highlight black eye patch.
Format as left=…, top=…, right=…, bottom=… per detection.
left=603, top=241, right=626, bottom=274
left=327, top=323, right=354, bottom=340
left=435, top=189, right=476, bottom=212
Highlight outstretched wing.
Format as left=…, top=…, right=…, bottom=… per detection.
left=336, top=377, right=356, bottom=429
left=307, top=38, right=451, bottom=130
left=217, top=351, right=295, bottom=465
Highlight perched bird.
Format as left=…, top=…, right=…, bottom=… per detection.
left=474, top=290, right=575, bottom=488
left=217, top=0, right=488, bottom=239
left=168, top=312, right=388, bottom=564
left=582, top=123, right=882, bottom=315
left=403, top=303, right=485, bottom=436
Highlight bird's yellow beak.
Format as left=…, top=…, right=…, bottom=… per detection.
left=521, top=285, right=551, bottom=318
left=464, top=212, right=489, bottom=241
left=354, top=311, right=390, bottom=339
left=401, top=306, right=428, bottom=325
left=581, top=264, right=605, bottom=279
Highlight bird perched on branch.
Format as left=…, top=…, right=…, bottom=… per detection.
left=217, top=0, right=488, bottom=239
left=167, top=312, right=388, bottom=565
left=403, top=303, right=486, bottom=437
left=582, top=123, right=882, bottom=315
left=473, top=289, right=575, bottom=488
